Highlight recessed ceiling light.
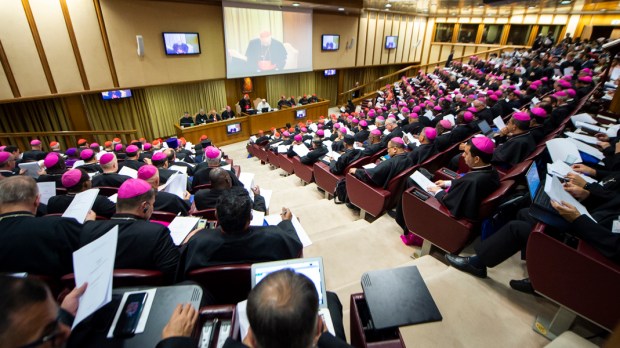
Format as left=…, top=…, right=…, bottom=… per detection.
left=601, top=8, right=607, bottom=12
left=559, top=0, right=571, bottom=3
left=385, top=3, right=392, bottom=7
left=292, top=2, right=300, bottom=6
left=338, top=7, right=345, bottom=11
left=528, top=5, right=536, bottom=8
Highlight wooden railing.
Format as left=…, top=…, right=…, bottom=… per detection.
left=340, top=45, right=522, bottom=105
left=0, top=130, right=138, bottom=152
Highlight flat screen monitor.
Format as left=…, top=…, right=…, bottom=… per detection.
left=322, top=34, right=340, bottom=51
left=227, top=123, right=241, bottom=135
left=101, top=89, right=132, bottom=100
left=261, top=107, right=269, bottom=113
left=296, top=109, right=306, bottom=119
left=385, top=36, right=398, bottom=49
left=163, top=32, right=200, bottom=55
left=324, top=69, right=336, bottom=76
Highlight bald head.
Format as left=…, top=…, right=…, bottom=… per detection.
left=209, top=167, right=231, bottom=190
left=0, top=176, right=39, bottom=214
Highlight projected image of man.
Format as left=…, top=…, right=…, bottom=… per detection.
left=245, top=31, right=287, bottom=72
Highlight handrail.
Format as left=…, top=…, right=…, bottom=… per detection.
left=0, top=129, right=138, bottom=151
left=343, top=45, right=523, bottom=105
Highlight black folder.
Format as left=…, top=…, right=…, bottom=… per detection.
left=361, top=265, right=442, bottom=329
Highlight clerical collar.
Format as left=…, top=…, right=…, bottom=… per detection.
left=111, top=213, right=144, bottom=221
left=0, top=211, right=35, bottom=221
left=470, top=164, right=492, bottom=171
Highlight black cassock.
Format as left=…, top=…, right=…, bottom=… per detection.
left=92, top=173, right=131, bottom=188
left=361, top=143, right=384, bottom=157
left=183, top=220, right=302, bottom=272
left=407, top=143, right=436, bottom=165
left=354, top=153, right=412, bottom=188
left=329, top=148, right=362, bottom=175
left=47, top=194, right=116, bottom=218
left=301, top=146, right=328, bottom=165
left=492, top=132, right=536, bottom=167
left=81, top=214, right=180, bottom=282
left=434, top=165, right=500, bottom=220
left=119, top=159, right=145, bottom=171
left=154, top=191, right=190, bottom=215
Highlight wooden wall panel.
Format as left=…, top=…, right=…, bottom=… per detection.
left=30, top=0, right=83, bottom=94
left=312, top=13, right=358, bottom=69
left=0, top=0, right=50, bottom=98
left=356, top=13, right=368, bottom=66
left=0, top=55, right=14, bottom=100
left=365, top=12, right=376, bottom=66
left=66, top=0, right=114, bottom=90
left=373, top=13, right=385, bottom=66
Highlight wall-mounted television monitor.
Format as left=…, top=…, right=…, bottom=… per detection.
left=322, top=34, right=340, bottom=51
left=296, top=109, right=307, bottom=118
left=163, top=32, right=200, bottom=55
left=227, top=123, right=241, bottom=135
left=102, top=89, right=132, bottom=100
left=385, top=36, right=398, bottom=49
left=324, top=69, right=336, bottom=77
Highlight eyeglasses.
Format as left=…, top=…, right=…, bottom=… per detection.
left=19, top=312, right=63, bottom=348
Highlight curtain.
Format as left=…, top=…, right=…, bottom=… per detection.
left=0, top=98, right=71, bottom=133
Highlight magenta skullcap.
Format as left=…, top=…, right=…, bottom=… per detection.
left=294, top=134, right=303, bottom=142
left=513, top=90, right=522, bottom=96
left=118, top=178, right=152, bottom=199
left=43, top=153, right=60, bottom=168
left=565, top=89, right=576, bottom=98
left=401, top=107, right=410, bottom=113
left=282, top=131, right=291, bottom=137
left=301, top=127, right=308, bottom=132
left=410, top=112, right=419, bottom=119
left=471, top=136, right=495, bottom=154
left=528, top=84, right=538, bottom=91
left=578, top=76, right=592, bottom=83
left=391, top=137, right=405, bottom=145
left=439, top=119, right=453, bottom=129
left=494, top=90, right=503, bottom=97
left=317, top=129, right=325, bottom=137
left=144, top=143, right=152, bottom=151
left=582, top=68, right=592, bottom=74
left=530, top=107, right=547, bottom=118
left=152, top=152, right=167, bottom=162
left=334, top=123, right=341, bottom=129
left=100, top=153, right=115, bottom=165
left=370, top=129, right=381, bottom=136
left=352, top=118, right=359, bottom=124
left=126, top=145, right=139, bottom=155
left=376, top=116, right=385, bottom=121
left=368, top=110, right=376, bottom=117
left=30, top=139, right=41, bottom=146
left=445, top=96, right=452, bottom=101
left=114, top=144, right=123, bottom=152
left=463, top=111, right=474, bottom=122
left=488, top=94, right=499, bottom=101
left=80, top=149, right=94, bottom=160
left=90, top=143, right=100, bottom=150
left=558, top=79, right=571, bottom=88
left=339, top=128, right=347, bottom=134
left=467, top=107, right=477, bottom=113
left=554, top=91, right=568, bottom=98
left=137, top=164, right=158, bottom=180
left=541, top=77, right=549, bottom=82
left=562, top=75, right=572, bottom=81
left=360, top=120, right=368, bottom=127
left=413, top=106, right=421, bottom=113
left=513, top=112, right=531, bottom=122
left=61, top=169, right=83, bottom=188
left=0, top=151, right=10, bottom=164
left=431, top=96, right=437, bottom=101
left=433, top=106, right=442, bottom=111
left=424, top=127, right=437, bottom=140
left=205, top=146, right=221, bottom=159
left=388, top=115, right=396, bottom=119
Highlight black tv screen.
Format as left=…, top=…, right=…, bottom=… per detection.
left=102, top=89, right=132, bottom=100
left=296, top=109, right=307, bottom=119
left=163, top=32, right=200, bottom=55
left=324, top=69, right=336, bottom=77
left=227, top=123, right=241, bottom=135
left=322, top=35, right=340, bottom=51
left=385, top=36, right=398, bottom=49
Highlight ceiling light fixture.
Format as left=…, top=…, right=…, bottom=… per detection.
left=338, top=7, right=345, bottom=11
left=292, top=2, right=300, bottom=6
left=385, top=3, right=392, bottom=7
left=559, top=0, right=571, bottom=4
left=601, top=8, right=607, bottom=12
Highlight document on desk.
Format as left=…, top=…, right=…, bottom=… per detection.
left=169, top=165, right=188, bottom=174
left=544, top=175, right=593, bottom=221
left=493, top=116, right=506, bottom=130
left=570, top=113, right=597, bottom=126
left=293, top=144, right=310, bottom=157
left=547, top=161, right=597, bottom=184
left=575, top=121, right=606, bottom=133
left=18, top=162, right=42, bottom=178
left=37, top=182, right=56, bottom=205
left=168, top=216, right=200, bottom=245
left=239, top=172, right=256, bottom=200
left=567, top=138, right=604, bottom=160
left=326, top=151, right=341, bottom=160
left=161, top=173, right=187, bottom=200
left=546, top=138, right=582, bottom=164
left=72, top=226, right=118, bottom=329
left=118, top=166, right=138, bottom=179
left=62, top=188, right=99, bottom=223
left=277, top=145, right=288, bottom=153
left=410, top=171, right=437, bottom=196
left=264, top=213, right=312, bottom=247
left=564, top=132, right=598, bottom=145
left=250, top=210, right=265, bottom=226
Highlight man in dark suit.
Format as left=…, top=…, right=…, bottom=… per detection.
left=194, top=168, right=265, bottom=212
left=329, top=135, right=361, bottom=175
left=138, top=165, right=189, bottom=216
left=81, top=178, right=180, bottom=282
left=22, top=139, right=47, bottom=162
left=221, top=105, right=235, bottom=120
left=118, top=144, right=146, bottom=171
left=245, top=31, right=287, bottom=72
left=92, top=153, right=131, bottom=188
left=47, top=168, right=116, bottom=218
left=183, top=187, right=302, bottom=272
left=300, top=139, right=328, bottom=165
left=0, top=176, right=84, bottom=277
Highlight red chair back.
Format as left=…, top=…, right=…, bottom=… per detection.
left=150, top=211, right=178, bottom=223
left=97, top=186, right=119, bottom=197
left=187, top=264, right=252, bottom=304
left=191, top=208, right=217, bottom=220
left=191, top=183, right=212, bottom=194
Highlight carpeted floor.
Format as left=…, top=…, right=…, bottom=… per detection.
left=219, top=140, right=593, bottom=347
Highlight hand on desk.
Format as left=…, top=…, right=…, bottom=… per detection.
left=162, top=304, right=198, bottom=339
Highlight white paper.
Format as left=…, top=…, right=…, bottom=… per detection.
left=37, top=182, right=56, bottom=205
left=118, top=166, right=138, bottom=179
left=249, top=135, right=257, bottom=143
left=326, top=151, right=341, bottom=160
left=410, top=171, right=438, bottom=196
left=544, top=175, right=594, bottom=220
left=72, top=160, right=85, bottom=169
left=18, top=162, right=41, bottom=178
left=404, top=133, right=420, bottom=147
left=239, top=172, right=256, bottom=200
left=567, top=138, right=605, bottom=160
left=322, top=140, right=333, bottom=149
left=106, top=288, right=157, bottom=337
left=250, top=210, right=265, bottom=226
left=362, top=163, right=377, bottom=169
left=168, top=216, right=200, bottom=245
left=531, top=97, right=540, bottom=105
left=563, top=66, right=574, bottom=76
left=493, top=116, right=506, bottom=130
left=269, top=141, right=282, bottom=149
left=264, top=213, right=312, bottom=247
left=237, top=300, right=250, bottom=342
left=108, top=193, right=118, bottom=204
left=546, top=138, right=582, bottom=164
left=606, top=124, right=620, bottom=137
left=169, top=165, right=188, bottom=174
left=576, top=121, right=606, bottom=133
left=293, top=144, right=310, bottom=157
left=161, top=172, right=187, bottom=199
left=221, top=164, right=232, bottom=171
left=368, top=125, right=377, bottom=131
left=62, top=188, right=100, bottom=223
left=442, top=114, right=455, bottom=126
left=260, top=189, right=272, bottom=210
left=571, top=113, right=597, bottom=126
left=564, top=132, right=598, bottom=145
left=277, top=145, right=288, bottom=153
left=383, top=129, right=390, bottom=136
left=309, top=123, right=318, bottom=132
left=323, top=129, right=332, bottom=138
left=547, top=161, right=597, bottom=184
left=72, top=226, right=118, bottom=328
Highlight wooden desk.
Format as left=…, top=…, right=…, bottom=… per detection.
left=175, top=100, right=330, bottom=146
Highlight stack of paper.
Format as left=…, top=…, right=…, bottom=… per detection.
left=567, top=138, right=604, bottom=160
left=546, top=138, right=582, bottom=164
left=277, top=145, right=288, bottom=153
left=564, top=132, right=598, bottom=145
left=570, top=113, right=597, bottom=126
left=544, top=175, right=594, bottom=220
left=19, top=162, right=42, bottom=178
left=37, top=182, right=56, bottom=205
left=160, top=172, right=188, bottom=199
left=168, top=216, right=200, bottom=245
left=293, top=144, right=310, bottom=157
left=264, top=213, right=312, bottom=247
left=410, top=171, right=438, bottom=196
left=547, top=161, right=597, bottom=184
left=62, top=188, right=100, bottom=223
left=575, top=121, right=606, bottom=133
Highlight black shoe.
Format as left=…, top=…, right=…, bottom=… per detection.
left=387, top=210, right=397, bottom=219
left=345, top=202, right=359, bottom=210
left=445, top=254, right=487, bottom=278
left=509, top=278, right=537, bottom=295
